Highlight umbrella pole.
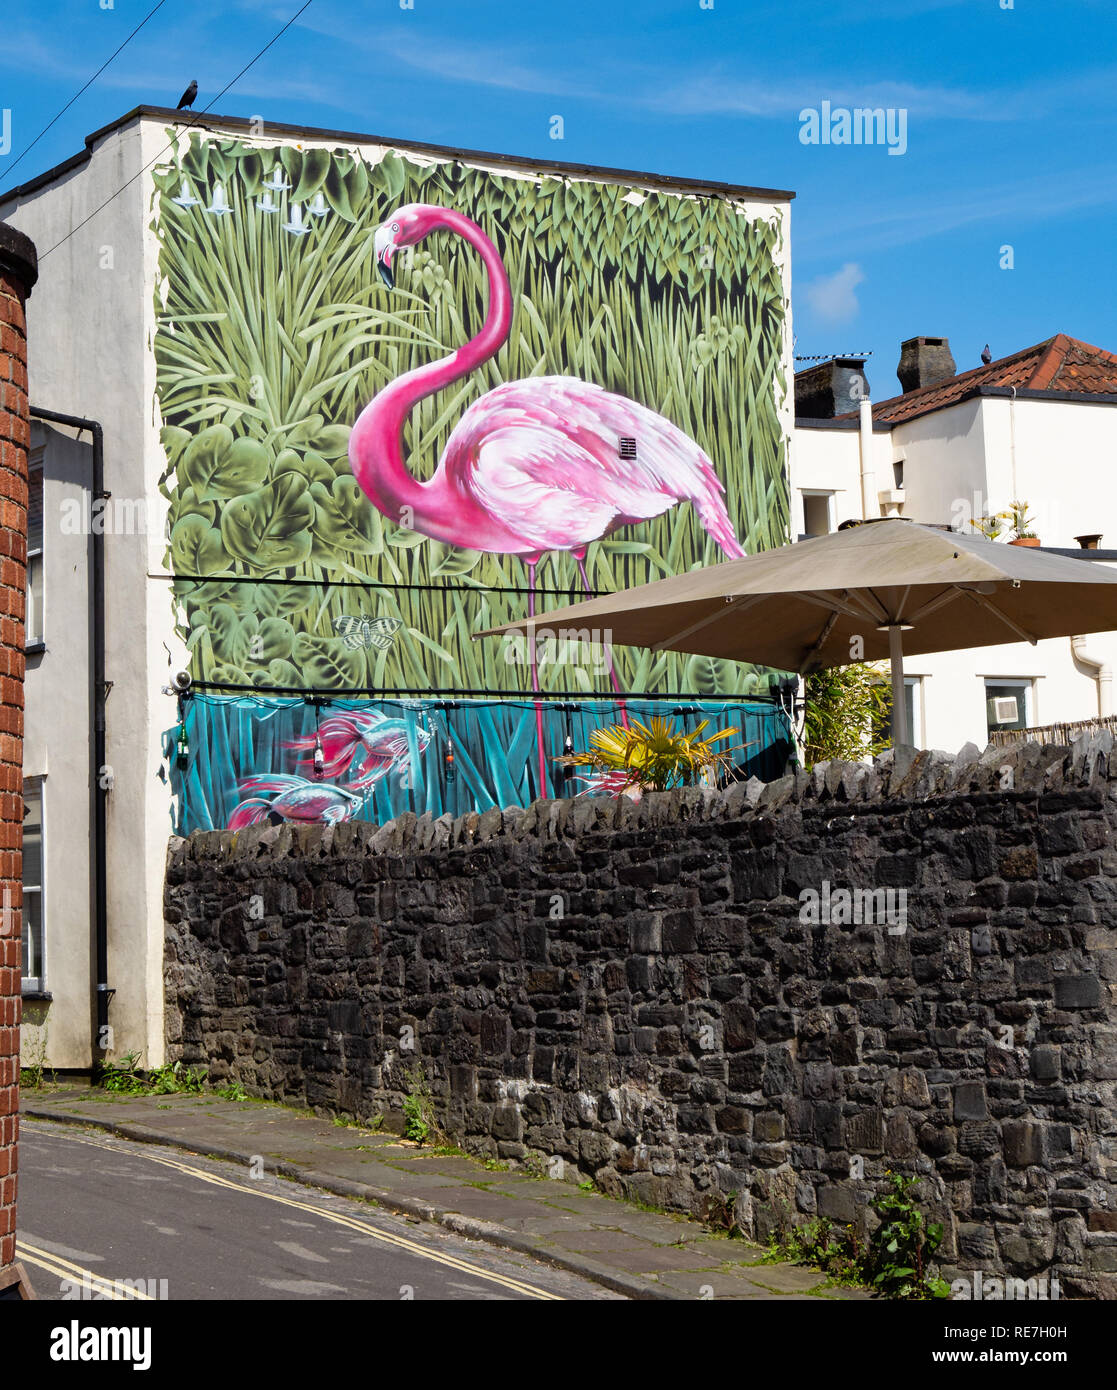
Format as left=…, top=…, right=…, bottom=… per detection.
left=888, top=624, right=909, bottom=747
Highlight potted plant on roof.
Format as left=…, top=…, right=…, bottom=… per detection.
left=1007, top=500, right=1040, bottom=548
left=970, top=508, right=1012, bottom=542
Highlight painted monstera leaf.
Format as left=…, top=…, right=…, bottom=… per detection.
left=429, top=541, right=483, bottom=577
left=309, top=476, right=383, bottom=556
left=220, top=475, right=316, bottom=572
left=281, top=414, right=352, bottom=459
left=208, top=603, right=259, bottom=668
left=178, top=425, right=272, bottom=501
left=167, top=486, right=217, bottom=531
left=309, top=424, right=352, bottom=459
left=255, top=617, right=298, bottom=662
left=251, top=583, right=309, bottom=619
left=170, top=514, right=226, bottom=575
left=293, top=633, right=366, bottom=687
left=274, top=447, right=335, bottom=489
left=261, top=659, right=302, bottom=687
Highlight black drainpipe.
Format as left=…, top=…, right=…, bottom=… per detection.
left=28, top=406, right=110, bottom=1079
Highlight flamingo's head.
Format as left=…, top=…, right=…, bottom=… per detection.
left=373, top=203, right=436, bottom=290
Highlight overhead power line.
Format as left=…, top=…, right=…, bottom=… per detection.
left=0, top=0, right=170, bottom=195
left=36, top=0, right=316, bottom=264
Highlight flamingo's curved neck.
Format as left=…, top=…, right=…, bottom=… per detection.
left=349, top=209, right=512, bottom=533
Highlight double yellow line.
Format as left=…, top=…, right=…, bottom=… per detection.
left=16, top=1239, right=155, bottom=1301
left=25, top=1123, right=562, bottom=1300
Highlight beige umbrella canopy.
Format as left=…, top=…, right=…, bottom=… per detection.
left=476, top=519, right=1117, bottom=745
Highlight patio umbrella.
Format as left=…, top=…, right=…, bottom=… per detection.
left=476, top=519, right=1117, bottom=746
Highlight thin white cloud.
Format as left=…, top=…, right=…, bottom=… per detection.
left=647, top=72, right=998, bottom=121
left=288, top=13, right=1117, bottom=128
left=804, top=263, right=865, bottom=324
left=796, top=165, right=1117, bottom=259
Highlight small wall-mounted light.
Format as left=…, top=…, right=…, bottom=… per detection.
left=445, top=738, right=456, bottom=784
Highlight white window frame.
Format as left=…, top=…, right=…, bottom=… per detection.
left=27, top=446, right=44, bottom=647
left=984, top=677, right=1034, bottom=735
left=21, top=776, right=45, bottom=995
left=801, top=489, right=836, bottom=537
left=904, top=675, right=924, bottom=749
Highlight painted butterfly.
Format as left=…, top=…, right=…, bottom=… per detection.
left=333, top=615, right=404, bottom=650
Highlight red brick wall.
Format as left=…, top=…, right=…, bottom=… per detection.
left=0, top=222, right=36, bottom=1272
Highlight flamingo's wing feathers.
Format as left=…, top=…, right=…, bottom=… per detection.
left=448, top=378, right=743, bottom=558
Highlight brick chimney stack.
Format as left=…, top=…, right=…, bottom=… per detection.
left=794, top=357, right=870, bottom=419
left=897, top=336, right=956, bottom=394
left=0, top=220, right=36, bottom=1285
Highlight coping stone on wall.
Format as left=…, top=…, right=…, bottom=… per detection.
left=168, top=738, right=1117, bottom=869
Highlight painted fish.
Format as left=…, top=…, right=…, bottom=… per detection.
left=287, top=711, right=431, bottom=791
left=227, top=774, right=365, bottom=829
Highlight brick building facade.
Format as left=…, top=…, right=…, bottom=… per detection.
left=0, top=220, right=36, bottom=1279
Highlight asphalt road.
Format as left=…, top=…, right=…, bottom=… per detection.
left=17, top=1120, right=622, bottom=1302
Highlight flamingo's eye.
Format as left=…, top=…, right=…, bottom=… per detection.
left=391, top=222, right=400, bottom=234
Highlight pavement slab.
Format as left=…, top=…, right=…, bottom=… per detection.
left=22, top=1084, right=880, bottom=1302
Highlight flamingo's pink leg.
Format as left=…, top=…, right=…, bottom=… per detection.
left=574, top=550, right=629, bottom=731
left=525, top=557, right=548, bottom=797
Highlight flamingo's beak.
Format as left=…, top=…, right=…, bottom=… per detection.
left=374, top=224, right=395, bottom=290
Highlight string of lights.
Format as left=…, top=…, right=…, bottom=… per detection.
left=163, top=572, right=595, bottom=597
left=185, top=681, right=779, bottom=704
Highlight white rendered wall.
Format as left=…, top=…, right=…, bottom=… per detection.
left=2, top=117, right=173, bottom=1070
left=21, top=424, right=93, bottom=1068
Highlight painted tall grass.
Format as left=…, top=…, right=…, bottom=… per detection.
left=152, top=135, right=791, bottom=697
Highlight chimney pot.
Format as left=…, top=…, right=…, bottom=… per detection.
left=897, top=336, right=956, bottom=394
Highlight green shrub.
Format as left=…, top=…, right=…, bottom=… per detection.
left=803, top=663, right=891, bottom=767
left=402, top=1063, right=436, bottom=1145
left=765, top=1172, right=951, bottom=1300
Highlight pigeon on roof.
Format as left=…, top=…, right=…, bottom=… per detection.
left=981, top=343, right=993, bottom=365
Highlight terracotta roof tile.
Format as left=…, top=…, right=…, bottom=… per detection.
left=830, top=335, right=1117, bottom=425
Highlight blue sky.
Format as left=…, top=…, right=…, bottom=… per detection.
left=2, top=0, right=1115, bottom=392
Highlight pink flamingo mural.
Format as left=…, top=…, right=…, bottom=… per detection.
left=348, top=203, right=746, bottom=793
left=287, top=711, right=430, bottom=791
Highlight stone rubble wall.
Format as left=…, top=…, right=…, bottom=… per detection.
left=165, top=736, right=1117, bottom=1296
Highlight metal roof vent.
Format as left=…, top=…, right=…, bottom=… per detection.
left=619, top=437, right=637, bottom=459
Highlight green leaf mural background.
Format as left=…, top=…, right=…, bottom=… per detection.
left=152, top=134, right=791, bottom=696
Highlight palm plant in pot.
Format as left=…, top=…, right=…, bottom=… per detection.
left=1007, top=500, right=1040, bottom=547
left=969, top=508, right=1012, bottom=542
left=558, top=716, right=742, bottom=800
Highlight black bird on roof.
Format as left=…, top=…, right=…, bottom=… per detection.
left=981, top=343, right=993, bottom=365
left=177, top=80, right=198, bottom=111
